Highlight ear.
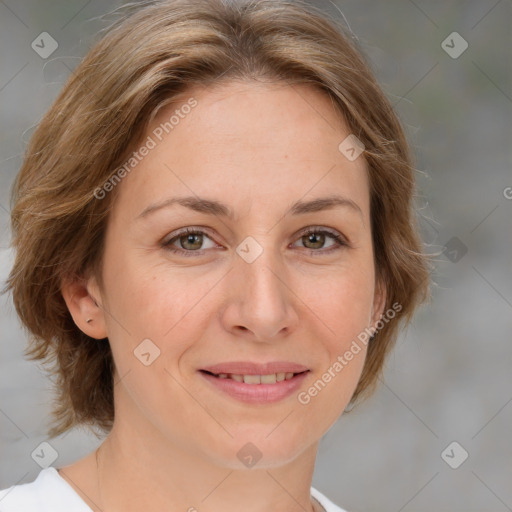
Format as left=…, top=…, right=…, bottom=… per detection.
left=370, top=277, right=387, bottom=331
left=60, top=274, right=108, bottom=340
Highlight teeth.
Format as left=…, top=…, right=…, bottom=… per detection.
left=215, top=372, right=300, bottom=384
left=260, top=374, right=276, bottom=384
left=243, top=375, right=261, bottom=384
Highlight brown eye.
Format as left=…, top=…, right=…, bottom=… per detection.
left=292, top=228, right=347, bottom=254
left=302, top=232, right=326, bottom=250
left=163, top=228, right=218, bottom=256
left=179, top=233, right=204, bottom=251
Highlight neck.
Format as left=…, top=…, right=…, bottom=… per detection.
left=95, top=416, right=320, bottom=512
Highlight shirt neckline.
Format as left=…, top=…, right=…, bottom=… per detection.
left=51, top=467, right=330, bottom=512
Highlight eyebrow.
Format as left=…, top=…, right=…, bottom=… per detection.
left=137, top=194, right=363, bottom=220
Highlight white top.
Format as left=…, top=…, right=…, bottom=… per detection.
left=0, top=467, right=347, bottom=512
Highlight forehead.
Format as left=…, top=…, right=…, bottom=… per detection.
left=113, top=80, right=370, bottom=223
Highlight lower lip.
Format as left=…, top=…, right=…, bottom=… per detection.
left=198, top=370, right=309, bottom=404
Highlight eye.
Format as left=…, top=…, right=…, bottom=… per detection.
left=163, top=227, right=219, bottom=256
left=162, top=226, right=348, bottom=258
left=292, top=227, right=347, bottom=254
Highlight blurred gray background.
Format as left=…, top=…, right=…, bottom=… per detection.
left=0, top=1, right=511, bottom=511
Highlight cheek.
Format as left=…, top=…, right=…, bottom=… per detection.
left=297, top=258, right=376, bottom=341
left=291, top=258, right=375, bottom=423
left=99, top=259, right=209, bottom=430
left=100, top=233, right=208, bottom=335
left=101, top=252, right=220, bottom=383
left=295, top=283, right=371, bottom=437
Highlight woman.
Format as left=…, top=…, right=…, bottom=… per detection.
left=0, top=0, right=430, bottom=510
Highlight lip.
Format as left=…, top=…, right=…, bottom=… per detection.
left=199, top=369, right=310, bottom=404
left=200, top=361, right=309, bottom=375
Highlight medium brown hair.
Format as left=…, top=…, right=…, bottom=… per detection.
left=3, top=0, right=430, bottom=438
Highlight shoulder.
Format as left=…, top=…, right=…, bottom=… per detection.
left=1, top=471, right=344, bottom=512
left=0, top=467, right=92, bottom=512
left=311, top=486, right=349, bottom=512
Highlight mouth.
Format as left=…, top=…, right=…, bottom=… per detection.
left=197, top=364, right=310, bottom=404
left=199, top=369, right=308, bottom=384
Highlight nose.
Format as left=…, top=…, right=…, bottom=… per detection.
left=220, top=243, right=299, bottom=343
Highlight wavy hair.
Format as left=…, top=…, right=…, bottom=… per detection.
left=3, top=0, right=430, bottom=438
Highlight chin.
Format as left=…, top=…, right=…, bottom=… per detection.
left=204, top=429, right=313, bottom=470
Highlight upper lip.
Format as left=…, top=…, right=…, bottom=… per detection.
left=200, top=361, right=310, bottom=375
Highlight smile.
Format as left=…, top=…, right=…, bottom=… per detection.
left=205, top=371, right=302, bottom=384
left=198, top=369, right=310, bottom=404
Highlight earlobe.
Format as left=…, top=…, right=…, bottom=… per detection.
left=60, top=275, right=107, bottom=340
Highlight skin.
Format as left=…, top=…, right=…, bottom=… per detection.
left=60, top=80, right=386, bottom=512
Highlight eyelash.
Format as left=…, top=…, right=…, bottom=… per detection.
left=162, top=226, right=348, bottom=257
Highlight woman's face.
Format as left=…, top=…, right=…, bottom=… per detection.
left=87, top=80, right=385, bottom=468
